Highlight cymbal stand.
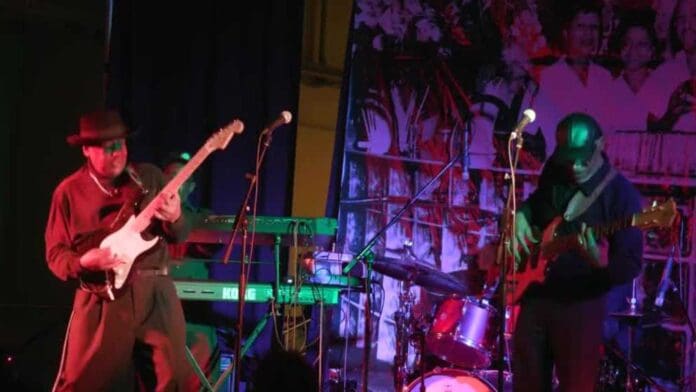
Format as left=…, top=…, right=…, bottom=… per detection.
left=625, top=279, right=640, bottom=391
left=412, top=324, right=427, bottom=392
left=393, top=280, right=415, bottom=391
left=603, top=342, right=667, bottom=392
left=501, top=303, right=514, bottom=372
left=343, top=150, right=464, bottom=392
left=656, top=221, right=696, bottom=390
left=611, top=278, right=666, bottom=392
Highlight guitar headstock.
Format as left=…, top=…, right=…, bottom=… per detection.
left=205, top=119, right=244, bottom=152
left=634, top=198, right=677, bottom=230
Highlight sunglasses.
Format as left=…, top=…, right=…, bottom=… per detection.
left=94, top=139, right=125, bottom=154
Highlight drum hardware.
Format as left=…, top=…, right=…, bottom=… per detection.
left=408, top=327, right=430, bottom=392
left=597, top=344, right=653, bottom=392
left=426, top=296, right=500, bottom=369
left=381, top=262, right=525, bottom=390
left=608, top=313, right=642, bottom=392
left=604, top=278, right=668, bottom=392
left=372, top=249, right=479, bottom=388
left=393, top=280, right=416, bottom=392
left=424, top=274, right=512, bottom=371
left=341, top=144, right=472, bottom=392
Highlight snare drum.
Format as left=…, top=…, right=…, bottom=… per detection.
left=426, top=296, right=498, bottom=368
left=405, top=368, right=496, bottom=391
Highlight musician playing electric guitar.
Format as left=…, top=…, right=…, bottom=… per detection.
left=511, top=113, right=644, bottom=392
left=45, top=110, right=192, bottom=391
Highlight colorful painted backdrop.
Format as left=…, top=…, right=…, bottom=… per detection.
left=334, top=0, right=696, bottom=384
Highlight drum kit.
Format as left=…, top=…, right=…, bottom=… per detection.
left=371, top=254, right=673, bottom=392
left=372, top=254, right=515, bottom=392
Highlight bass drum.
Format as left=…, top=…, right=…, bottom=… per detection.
left=404, top=368, right=496, bottom=392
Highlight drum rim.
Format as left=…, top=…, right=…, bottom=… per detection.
left=426, top=333, right=493, bottom=356
left=439, top=296, right=499, bottom=313
left=461, top=297, right=499, bottom=313
left=404, top=367, right=496, bottom=390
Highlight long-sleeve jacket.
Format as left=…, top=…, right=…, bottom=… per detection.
left=518, top=158, right=643, bottom=300
left=45, top=163, right=190, bottom=282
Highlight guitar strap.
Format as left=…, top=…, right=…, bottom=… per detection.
left=126, top=164, right=148, bottom=194
left=106, top=165, right=148, bottom=230
left=563, top=167, right=617, bottom=222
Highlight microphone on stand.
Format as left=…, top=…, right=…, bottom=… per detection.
left=511, top=109, right=536, bottom=149
left=261, top=110, right=293, bottom=135
left=655, top=245, right=676, bottom=308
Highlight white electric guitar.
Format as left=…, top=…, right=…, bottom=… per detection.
left=77, top=120, right=244, bottom=300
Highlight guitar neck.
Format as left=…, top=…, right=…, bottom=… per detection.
left=133, top=148, right=213, bottom=232
left=542, top=214, right=635, bottom=256
left=591, top=215, right=635, bottom=238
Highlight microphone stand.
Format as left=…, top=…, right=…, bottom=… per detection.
left=219, top=127, right=276, bottom=392
left=655, top=220, right=696, bottom=389
left=663, top=283, right=696, bottom=391
left=494, top=130, right=524, bottom=392
left=343, top=149, right=465, bottom=392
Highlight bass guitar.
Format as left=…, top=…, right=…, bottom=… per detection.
left=506, top=199, right=677, bottom=304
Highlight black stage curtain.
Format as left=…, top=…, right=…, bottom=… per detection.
left=107, top=1, right=302, bottom=216
left=106, top=0, right=304, bottom=363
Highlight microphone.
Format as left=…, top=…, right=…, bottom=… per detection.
left=511, top=109, right=536, bottom=148
left=261, top=111, right=292, bottom=135
left=655, top=245, right=676, bottom=308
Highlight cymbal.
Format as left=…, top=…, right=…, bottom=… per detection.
left=371, top=256, right=420, bottom=281
left=416, top=270, right=471, bottom=296
left=372, top=256, right=469, bottom=296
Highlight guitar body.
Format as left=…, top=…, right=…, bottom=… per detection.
left=506, top=216, right=562, bottom=304
left=101, top=215, right=160, bottom=289
left=75, top=219, right=160, bottom=300
left=73, top=191, right=158, bottom=300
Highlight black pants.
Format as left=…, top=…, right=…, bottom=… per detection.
left=53, top=276, right=189, bottom=391
left=513, top=295, right=605, bottom=392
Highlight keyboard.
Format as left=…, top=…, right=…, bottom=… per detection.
left=187, top=215, right=337, bottom=244
left=173, top=280, right=346, bottom=305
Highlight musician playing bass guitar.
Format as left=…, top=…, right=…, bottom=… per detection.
left=511, top=112, right=643, bottom=392
left=45, top=110, right=192, bottom=391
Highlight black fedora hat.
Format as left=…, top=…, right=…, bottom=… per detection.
left=66, top=110, right=130, bottom=146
